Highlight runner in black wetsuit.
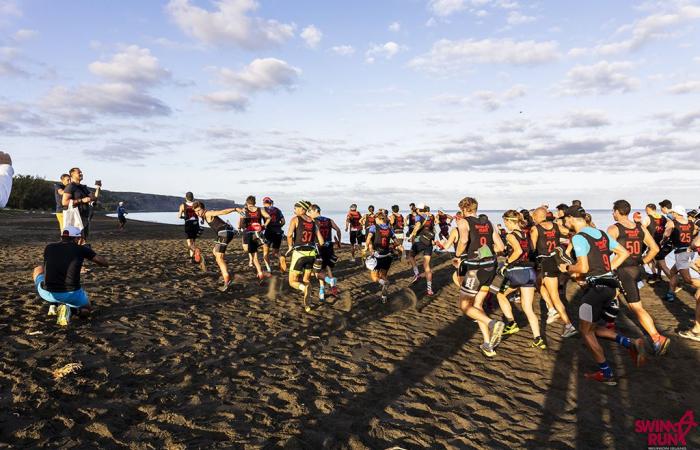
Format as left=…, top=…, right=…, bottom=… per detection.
left=560, top=206, right=645, bottom=385
left=263, top=196, right=287, bottom=272
left=192, top=201, right=238, bottom=292
left=366, top=212, right=398, bottom=303
left=454, top=197, right=506, bottom=357
left=308, top=204, right=341, bottom=301
left=607, top=200, right=669, bottom=355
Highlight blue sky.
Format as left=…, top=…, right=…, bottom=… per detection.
left=2, top=0, right=699, bottom=211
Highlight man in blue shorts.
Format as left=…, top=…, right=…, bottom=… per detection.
left=32, top=226, right=109, bottom=326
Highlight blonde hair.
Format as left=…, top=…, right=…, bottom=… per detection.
left=458, top=197, right=478, bottom=213
left=502, top=209, right=527, bottom=228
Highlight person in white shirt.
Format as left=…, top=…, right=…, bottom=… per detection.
left=0, top=151, right=13, bottom=208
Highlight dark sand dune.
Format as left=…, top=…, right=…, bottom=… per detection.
left=1, top=211, right=699, bottom=449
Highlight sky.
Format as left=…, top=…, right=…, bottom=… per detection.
left=1, top=0, right=700, bottom=212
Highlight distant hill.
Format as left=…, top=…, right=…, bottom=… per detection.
left=6, top=174, right=239, bottom=212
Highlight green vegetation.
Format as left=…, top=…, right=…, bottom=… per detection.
left=6, top=175, right=55, bottom=210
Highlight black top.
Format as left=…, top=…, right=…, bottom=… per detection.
left=64, top=182, right=92, bottom=217
left=43, top=240, right=96, bottom=292
left=535, top=223, right=560, bottom=255
left=464, top=216, right=495, bottom=258
left=614, top=222, right=644, bottom=266
left=54, top=183, right=65, bottom=213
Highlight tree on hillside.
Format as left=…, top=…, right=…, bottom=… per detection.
left=6, top=175, right=54, bottom=210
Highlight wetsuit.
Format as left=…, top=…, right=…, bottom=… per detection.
left=347, top=211, right=362, bottom=245
left=264, top=206, right=284, bottom=250
left=458, top=216, right=497, bottom=297
left=207, top=215, right=234, bottom=253
left=368, top=224, right=395, bottom=271
left=614, top=222, right=645, bottom=303
left=316, top=216, right=337, bottom=269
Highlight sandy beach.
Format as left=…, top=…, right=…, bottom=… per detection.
left=1, top=211, right=699, bottom=449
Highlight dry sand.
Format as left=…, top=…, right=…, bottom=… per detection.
left=1, top=211, right=699, bottom=449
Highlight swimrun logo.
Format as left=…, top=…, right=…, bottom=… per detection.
left=635, top=410, right=698, bottom=449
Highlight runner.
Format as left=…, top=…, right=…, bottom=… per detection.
left=32, top=226, right=109, bottom=326
left=454, top=197, right=506, bottom=357
left=436, top=210, right=453, bottom=240
left=406, top=203, right=418, bottom=238
left=678, top=233, right=700, bottom=342
left=408, top=203, right=437, bottom=296
left=560, top=206, right=644, bottom=385
left=308, top=204, right=341, bottom=301
left=345, top=204, right=363, bottom=263
left=607, top=200, right=669, bottom=355
left=498, top=210, right=547, bottom=348
left=178, top=192, right=204, bottom=269
left=54, top=174, right=70, bottom=231
left=287, top=200, right=325, bottom=312
left=365, top=212, right=399, bottom=303
left=360, top=205, right=377, bottom=258
left=389, top=205, right=405, bottom=259
left=262, top=197, right=287, bottom=272
left=192, top=201, right=237, bottom=291
left=238, top=195, right=272, bottom=283
left=530, top=207, right=578, bottom=337
left=116, top=202, right=127, bottom=230
left=642, top=203, right=670, bottom=284
left=663, top=205, right=695, bottom=302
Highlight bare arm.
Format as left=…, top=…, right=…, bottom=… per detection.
left=209, top=207, right=238, bottom=217
left=663, top=220, right=674, bottom=238
left=261, top=208, right=271, bottom=227
left=90, top=255, right=109, bottom=267
left=287, top=216, right=298, bottom=248
left=606, top=224, right=619, bottom=240
left=315, top=227, right=325, bottom=247
left=178, top=203, right=185, bottom=218
left=609, top=245, right=629, bottom=271
left=365, top=231, right=374, bottom=252
left=331, top=220, right=342, bottom=242
left=442, top=228, right=459, bottom=249
left=529, top=225, right=538, bottom=251
left=566, top=254, right=589, bottom=275
left=492, top=228, right=505, bottom=253
left=455, top=220, right=469, bottom=257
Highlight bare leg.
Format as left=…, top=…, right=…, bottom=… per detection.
left=580, top=320, right=606, bottom=364
left=544, top=276, right=572, bottom=325
left=628, top=302, right=660, bottom=338
left=520, top=287, right=540, bottom=338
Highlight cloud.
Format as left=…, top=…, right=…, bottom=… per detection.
left=198, top=58, right=301, bottom=111
left=166, top=0, right=295, bottom=49
left=89, top=45, right=171, bottom=86
left=0, top=0, right=20, bottom=18
left=13, top=28, right=37, bottom=41
left=558, top=60, right=639, bottom=96
left=557, top=110, right=611, bottom=128
left=666, top=80, right=700, bottom=94
left=365, top=41, right=404, bottom=63
left=88, top=138, right=175, bottom=162
left=42, top=83, right=172, bottom=120
left=506, top=11, right=536, bottom=25
left=580, top=2, right=700, bottom=56
left=409, top=38, right=559, bottom=73
left=331, top=45, right=355, bottom=56
left=428, top=0, right=467, bottom=17
left=471, top=84, right=526, bottom=110
left=671, top=110, right=700, bottom=128
left=388, top=21, right=401, bottom=32
left=0, top=59, right=28, bottom=77
left=300, top=25, right=322, bottom=48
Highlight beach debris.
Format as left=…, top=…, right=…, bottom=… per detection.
left=52, top=362, right=83, bottom=380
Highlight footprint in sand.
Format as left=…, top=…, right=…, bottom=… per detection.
left=336, top=291, right=353, bottom=312
left=266, top=276, right=278, bottom=300
left=390, top=288, right=418, bottom=312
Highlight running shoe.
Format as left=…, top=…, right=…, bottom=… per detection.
left=605, top=322, right=616, bottom=331
left=257, top=273, right=265, bottom=286
left=489, top=320, right=505, bottom=348
left=218, top=280, right=232, bottom=292
left=331, top=286, right=339, bottom=296
left=48, top=305, right=57, bottom=316
left=664, top=291, right=676, bottom=302
left=546, top=309, right=560, bottom=324
left=480, top=342, right=497, bottom=358
left=56, top=304, right=70, bottom=327
left=629, top=338, right=648, bottom=367
left=652, top=335, right=670, bottom=356
left=562, top=324, right=578, bottom=338
left=584, top=370, right=617, bottom=386
left=674, top=286, right=683, bottom=293
left=426, top=287, right=434, bottom=296
left=511, top=294, right=521, bottom=304
left=410, top=273, right=421, bottom=284
left=503, top=322, right=520, bottom=335
left=531, top=337, right=547, bottom=349
left=380, top=295, right=388, bottom=304
left=678, top=330, right=700, bottom=342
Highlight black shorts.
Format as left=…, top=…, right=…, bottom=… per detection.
left=459, top=258, right=497, bottom=296
left=504, top=266, right=537, bottom=289
left=118, top=217, right=126, bottom=224
left=538, top=255, right=560, bottom=278
left=264, top=228, right=283, bottom=249
left=375, top=254, right=393, bottom=272
left=656, top=242, right=673, bottom=260
left=350, top=230, right=363, bottom=245
left=243, top=231, right=267, bottom=254
left=617, top=264, right=642, bottom=303
left=411, top=241, right=433, bottom=257
left=318, top=245, right=337, bottom=269
left=81, top=215, right=91, bottom=239
left=214, top=229, right=235, bottom=253
left=185, top=221, right=200, bottom=240
left=579, top=284, right=617, bottom=323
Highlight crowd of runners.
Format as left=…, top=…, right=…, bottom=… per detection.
left=33, top=183, right=700, bottom=386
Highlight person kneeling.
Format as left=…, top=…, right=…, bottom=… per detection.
left=32, top=226, right=109, bottom=326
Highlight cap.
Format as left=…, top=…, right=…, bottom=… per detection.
left=687, top=209, right=697, bottom=218
left=119, top=201, right=124, bottom=206
left=416, top=202, right=427, bottom=210
left=350, top=203, right=357, bottom=208
left=262, top=196, right=273, bottom=203
left=563, top=206, right=587, bottom=219
left=295, top=200, right=312, bottom=210
left=62, top=226, right=82, bottom=237
left=670, top=205, right=687, bottom=216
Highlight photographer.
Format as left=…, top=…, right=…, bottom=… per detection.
left=61, top=167, right=102, bottom=242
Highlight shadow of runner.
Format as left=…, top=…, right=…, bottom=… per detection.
left=293, top=315, right=477, bottom=449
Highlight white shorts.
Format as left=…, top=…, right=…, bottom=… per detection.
left=675, top=251, right=692, bottom=271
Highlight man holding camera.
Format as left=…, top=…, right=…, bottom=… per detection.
left=61, top=167, right=101, bottom=243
